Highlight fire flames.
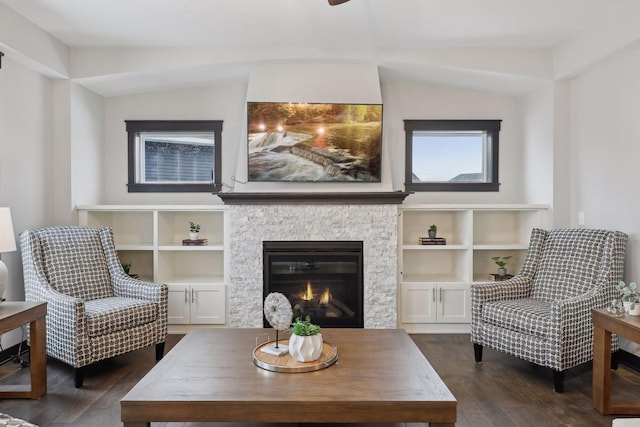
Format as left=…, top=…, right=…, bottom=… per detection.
left=300, top=281, right=332, bottom=305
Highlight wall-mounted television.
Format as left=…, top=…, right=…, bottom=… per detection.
left=247, top=102, right=382, bottom=182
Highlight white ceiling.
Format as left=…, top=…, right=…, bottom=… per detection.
left=0, top=0, right=620, bottom=96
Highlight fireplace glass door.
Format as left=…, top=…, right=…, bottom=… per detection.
left=263, top=241, right=364, bottom=328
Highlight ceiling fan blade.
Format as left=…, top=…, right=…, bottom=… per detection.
left=328, top=0, right=350, bottom=5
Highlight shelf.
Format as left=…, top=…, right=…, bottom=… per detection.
left=115, top=243, right=154, bottom=251
left=473, top=244, right=530, bottom=250
left=402, top=273, right=468, bottom=283
left=403, top=244, right=467, bottom=251
left=158, top=244, right=224, bottom=251
left=163, top=275, right=225, bottom=284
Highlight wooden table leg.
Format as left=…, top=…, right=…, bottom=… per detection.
left=593, top=324, right=611, bottom=414
left=29, top=317, right=46, bottom=398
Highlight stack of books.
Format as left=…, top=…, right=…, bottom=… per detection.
left=418, top=237, right=447, bottom=245
left=182, top=238, right=208, bottom=246
left=487, top=273, right=514, bottom=281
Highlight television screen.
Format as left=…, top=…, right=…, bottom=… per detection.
left=247, top=102, right=382, bottom=182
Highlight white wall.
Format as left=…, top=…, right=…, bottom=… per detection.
left=99, top=78, right=536, bottom=205
left=0, top=57, right=54, bottom=347
left=570, top=45, right=640, bottom=282
left=521, top=85, right=554, bottom=207
left=71, top=83, right=103, bottom=208
left=101, top=82, right=247, bottom=205
left=382, top=80, right=526, bottom=204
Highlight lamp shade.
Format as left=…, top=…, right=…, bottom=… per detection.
left=0, top=208, right=16, bottom=253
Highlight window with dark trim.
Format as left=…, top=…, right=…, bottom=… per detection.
left=404, top=119, right=501, bottom=192
left=126, top=120, right=222, bottom=193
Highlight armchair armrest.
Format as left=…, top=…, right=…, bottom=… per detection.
left=549, top=291, right=614, bottom=369
left=111, top=270, right=167, bottom=303
left=471, top=275, right=533, bottom=305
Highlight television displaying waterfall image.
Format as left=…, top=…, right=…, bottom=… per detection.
left=247, top=102, right=382, bottom=182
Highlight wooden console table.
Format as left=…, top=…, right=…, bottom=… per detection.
left=593, top=308, right=640, bottom=414
left=0, top=302, right=47, bottom=398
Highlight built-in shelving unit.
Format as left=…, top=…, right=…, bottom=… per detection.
left=398, top=204, right=549, bottom=333
left=77, top=205, right=228, bottom=332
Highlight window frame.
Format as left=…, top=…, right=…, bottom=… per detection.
left=126, top=120, right=222, bottom=193
left=404, top=119, right=501, bottom=192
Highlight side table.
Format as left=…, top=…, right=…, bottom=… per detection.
left=0, top=302, right=47, bottom=399
left=593, top=308, right=640, bottom=414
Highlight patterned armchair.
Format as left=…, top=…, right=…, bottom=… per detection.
left=471, top=228, right=627, bottom=392
left=20, top=226, right=168, bottom=388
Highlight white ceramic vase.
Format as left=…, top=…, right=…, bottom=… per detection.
left=624, top=301, right=640, bottom=315
left=288, top=333, right=323, bottom=362
left=189, top=232, right=199, bottom=240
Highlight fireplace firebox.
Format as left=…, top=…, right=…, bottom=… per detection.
left=263, top=241, right=364, bottom=328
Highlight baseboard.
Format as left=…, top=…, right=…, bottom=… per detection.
left=0, top=340, right=28, bottom=366
left=617, top=349, right=640, bottom=373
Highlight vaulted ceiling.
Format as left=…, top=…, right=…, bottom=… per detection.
left=1, top=0, right=635, bottom=96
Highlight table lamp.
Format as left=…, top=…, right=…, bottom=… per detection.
left=0, top=208, right=16, bottom=302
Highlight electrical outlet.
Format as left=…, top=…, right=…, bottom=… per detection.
left=578, top=211, right=585, bottom=226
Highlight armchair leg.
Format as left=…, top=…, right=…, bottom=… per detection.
left=74, top=367, right=85, bottom=388
left=156, top=342, right=165, bottom=361
left=473, top=343, right=483, bottom=363
left=553, top=370, right=564, bottom=393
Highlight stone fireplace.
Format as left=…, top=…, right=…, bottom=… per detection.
left=227, top=204, right=398, bottom=328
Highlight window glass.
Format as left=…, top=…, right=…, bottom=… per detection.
left=139, top=134, right=214, bottom=183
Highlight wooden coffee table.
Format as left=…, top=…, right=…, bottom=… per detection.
left=121, top=328, right=457, bottom=426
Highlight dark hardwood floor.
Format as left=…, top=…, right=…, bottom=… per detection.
left=0, top=333, right=638, bottom=426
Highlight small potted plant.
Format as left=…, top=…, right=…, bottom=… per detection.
left=491, top=256, right=512, bottom=277
left=428, top=224, right=437, bottom=239
left=618, top=281, right=640, bottom=315
left=288, top=316, right=323, bottom=362
left=189, top=221, right=201, bottom=240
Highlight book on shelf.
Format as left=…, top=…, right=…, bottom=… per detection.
left=487, top=273, right=514, bottom=281
left=418, top=237, right=447, bottom=245
left=182, top=238, right=208, bottom=246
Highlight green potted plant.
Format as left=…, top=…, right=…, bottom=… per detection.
left=491, top=255, right=512, bottom=277
left=428, top=224, right=437, bottom=239
left=288, top=316, right=323, bottom=362
left=121, top=262, right=132, bottom=275
left=189, top=221, right=201, bottom=240
left=618, top=281, right=640, bottom=315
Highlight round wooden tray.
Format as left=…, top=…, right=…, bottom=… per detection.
left=253, top=339, right=339, bottom=373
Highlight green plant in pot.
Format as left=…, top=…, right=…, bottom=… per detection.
left=491, top=256, right=512, bottom=277
left=428, top=224, right=437, bottom=239
left=618, top=281, right=640, bottom=315
left=121, top=262, right=132, bottom=275
left=288, top=316, right=323, bottom=362
left=189, top=221, right=201, bottom=240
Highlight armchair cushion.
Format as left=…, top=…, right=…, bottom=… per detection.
left=531, top=228, right=608, bottom=301
left=482, top=298, right=551, bottom=338
left=36, top=227, right=114, bottom=301
left=85, top=297, right=158, bottom=337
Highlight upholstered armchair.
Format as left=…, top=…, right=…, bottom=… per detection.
left=471, top=228, right=627, bottom=392
left=20, top=226, right=168, bottom=388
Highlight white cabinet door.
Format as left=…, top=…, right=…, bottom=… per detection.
left=167, top=284, right=190, bottom=325
left=401, top=283, right=436, bottom=323
left=190, top=284, right=226, bottom=324
left=437, top=283, right=471, bottom=323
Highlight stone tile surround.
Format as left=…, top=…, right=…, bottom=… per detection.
left=228, top=204, right=398, bottom=328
